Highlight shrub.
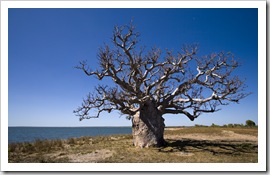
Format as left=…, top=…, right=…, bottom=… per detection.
left=245, top=120, right=256, bottom=127
left=227, top=124, right=234, bottom=128
left=195, top=124, right=208, bottom=127
left=211, top=123, right=220, bottom=127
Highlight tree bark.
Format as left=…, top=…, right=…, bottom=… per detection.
left=132, top=101, right=166, bottom=148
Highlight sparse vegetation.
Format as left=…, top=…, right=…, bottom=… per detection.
left=9, top=127, right=257, bottom=163
left=196, top=122, right=256, bottom=128
left=211, top=123, right=219, bottom=127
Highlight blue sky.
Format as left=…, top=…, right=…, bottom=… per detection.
left=8, top=8, right=258, bottom=127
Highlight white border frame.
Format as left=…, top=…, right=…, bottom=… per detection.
left=1, top=0, right=266, bottom=172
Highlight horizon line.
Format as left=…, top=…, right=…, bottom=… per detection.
left=8, top=125, right=195, bottom=128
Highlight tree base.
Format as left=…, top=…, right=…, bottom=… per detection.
left=133, top=137, right=167, bottom=148
left=132, top=101, right=165, bottom=148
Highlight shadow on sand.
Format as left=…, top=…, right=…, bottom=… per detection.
left=161, top=138, right=258, bottom=156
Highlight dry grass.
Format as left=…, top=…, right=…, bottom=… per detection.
left=8, top=127, right=257, bottom=163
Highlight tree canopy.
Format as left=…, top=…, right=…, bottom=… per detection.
left=74, top=22, right=250, bottom=122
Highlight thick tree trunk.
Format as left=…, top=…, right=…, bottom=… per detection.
left=132, top=101, right=166, bottom=148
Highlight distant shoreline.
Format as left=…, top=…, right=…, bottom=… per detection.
left=8, top=126, right=132, bottom=128
left=8, top=126, right=133, bottom=144
left=8, top=126, right=193, bottom=128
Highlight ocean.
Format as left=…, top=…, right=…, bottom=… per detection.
left=8, top=127, right=132, bottom=144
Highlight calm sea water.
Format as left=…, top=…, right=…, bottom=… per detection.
left=8, top=127, right=132, bottom=144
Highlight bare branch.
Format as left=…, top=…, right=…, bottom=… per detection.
left=75, top=21, right=250, bottom=122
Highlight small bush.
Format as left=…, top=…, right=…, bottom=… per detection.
left=67, top=137, right=77, bottom=145
left=211, top=123, right=220, bottom=127
left=8, top=143, right=17, bottom=152
left=195, top=124, right=208, bottom=127
left=227, top=124, right=234, bottom=128
left=22, top=142, right=35, bottom=153
left=52, top=139, right=64, bottom=148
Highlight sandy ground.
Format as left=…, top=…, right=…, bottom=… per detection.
left=64, top=129, right=257, bottom=162
left=165, top=129, right=257, bottom=143
left=68, top=149, right=115, bottom=163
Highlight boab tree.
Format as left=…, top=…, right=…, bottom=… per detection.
left=74, top=22, right=249, bottom=148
